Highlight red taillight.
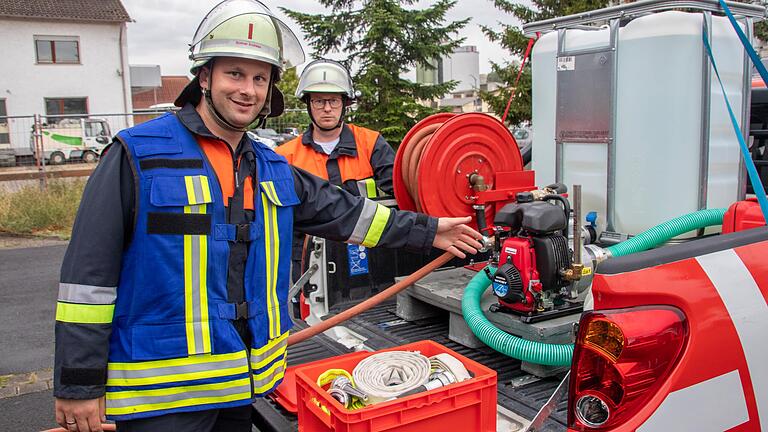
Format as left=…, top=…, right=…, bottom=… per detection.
left=568, top=306, right=688, bottom=430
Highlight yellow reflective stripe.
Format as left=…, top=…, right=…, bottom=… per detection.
left=270, top=199, right=280, bottom=336
left=361, top=204, right=390, bottom=247
left=251, top=332, right=289, bottom=357
left=56, top=302, right=114, bottom=324
left=184, top=177, right=211, bottom=356
left=106, top=365, right=249, bottom=387
left=365, top=178, right=377, bottom=198
left=105, top=388, right=251, bottom=416
left=183, top=225, right=195, bottom=355
left=261, top=181, right=283, bottom=206
left=108, top=351, right=247, bottom=371
left=261, top=193, right=276, bottom=339
left=253, top=358, right=286, bottom=394
left=251, top=341, right=287, bottom=370
left=200, top=177, right=212, bottom=203
left=268, top=182, right=283, bottom=205
left=184, top=176, right=196, bottom=205
left=107, top=377, right=250, bottom=400
left=262, top=192, right=282, bottom=339
left=199, top=233, right=211, bottom=353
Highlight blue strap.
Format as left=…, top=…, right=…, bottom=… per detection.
left=703, top=14, right=768, bottom=224
left=213, top=222, right=261, bottom=242
left=717, top=0, right=768, bottom=87
left=217, top=301, right=259, bottom=319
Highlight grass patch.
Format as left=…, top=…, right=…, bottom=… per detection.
left=0, top=179, right=86, bottom=239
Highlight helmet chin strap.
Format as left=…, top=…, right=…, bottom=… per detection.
left=203, top=88, right=251, bottom=133
left=307, top=103, right=346, bottom=132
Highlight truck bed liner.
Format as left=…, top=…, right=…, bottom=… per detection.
left=253, top=300, right=567, bottom=431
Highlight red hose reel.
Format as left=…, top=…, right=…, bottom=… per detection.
left=393, top=113, right=537, bottom=231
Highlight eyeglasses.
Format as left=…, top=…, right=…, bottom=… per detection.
left=310, top=98, right=343, bottom=109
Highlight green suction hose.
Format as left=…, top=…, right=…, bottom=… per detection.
left=461, top=267, right=574, bottom=366
left=606, top=208, right=726, bottom=257
left=462, top=208, right=727, bottom=366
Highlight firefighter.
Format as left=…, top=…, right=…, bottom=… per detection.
left=276, top=59, right=396, bottom=283
left=52, top=1, right=481, bottom=431
left=276, top=59, right=394, bottom=198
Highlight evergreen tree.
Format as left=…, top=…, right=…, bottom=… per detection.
left=282, top=0, right=468, bottom=145
left=278, top=68, right=302, bottom=110
left=480, top=0, right=610, bottom=127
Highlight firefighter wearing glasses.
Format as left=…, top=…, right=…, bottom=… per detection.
left=52, top=1, right=481, bottom=431
left=276, top=59, right=395, bottom=199
left=276, top=59, right=397, bottom=283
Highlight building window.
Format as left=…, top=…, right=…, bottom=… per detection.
left=45, top=98, right=87, bottom=124
left=0, top=99, right=8, bottom=144
left=35, top=36, right=80, bottom=64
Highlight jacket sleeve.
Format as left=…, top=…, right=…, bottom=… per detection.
left=292, top=166, right=437, bottom=252
left=54, top=142, right=135, bottom=399
left=370, top=134, right=395, bottom=195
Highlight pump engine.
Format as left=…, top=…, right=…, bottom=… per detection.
left=490, top=193, right=579, bottom=317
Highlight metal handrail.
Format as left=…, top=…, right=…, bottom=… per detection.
left=523, top=0, right=766, bottom=36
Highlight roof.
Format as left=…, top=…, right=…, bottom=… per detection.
left=132, top=76, right=191, bottom=110
left=0, top=0, right=131, bottom=23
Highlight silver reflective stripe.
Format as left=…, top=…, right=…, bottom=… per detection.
left=107, top=357, right=246, bottom=381
left=357, top=180, right=368, bottom=197
left=200, top=38, right=280, bottom=60
left=262, top=193, right=280, bottom=339
left=106, top=380, right=252, bottom=409
left=250, top=336, right=288, bottom=370
left=191, top=232, right=204, bottom=354
left=191, top=176, right=204, bottom=204
left=58, top=283, right=116, bottom=305
left=348, top=198, right=378, bottom=244
left=253, top=360, right=286, bottom=391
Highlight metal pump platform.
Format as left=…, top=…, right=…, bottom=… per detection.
left=395, top=267, right=577, bottom=378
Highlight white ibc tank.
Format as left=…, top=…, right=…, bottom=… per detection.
left=531, top=11, right=745, bottom=236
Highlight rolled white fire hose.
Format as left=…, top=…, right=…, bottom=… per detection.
left=351, top=351, right=472, bottom=404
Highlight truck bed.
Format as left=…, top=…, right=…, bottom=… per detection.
left=252, top=300, right=567, bottom=432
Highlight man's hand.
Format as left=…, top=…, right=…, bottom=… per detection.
left=55, top=397, right=105, bottom=432
left=433, top=216, right=483, bottom=258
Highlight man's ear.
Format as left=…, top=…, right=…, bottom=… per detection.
left=198, top=66, right=211, bottom=91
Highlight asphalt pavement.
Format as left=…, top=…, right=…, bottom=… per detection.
left=0, top=244, right=65, bottom=375
left=0, top=243, right=66, bottom=431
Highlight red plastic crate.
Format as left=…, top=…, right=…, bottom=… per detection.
left=294, top=340, right=497, bottom=432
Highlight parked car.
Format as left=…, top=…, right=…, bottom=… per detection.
left=511, top=127, right=532, bottom=149
left=252, top=128, right=291, bottom=144
left=282, top=127, right=301, bottom=137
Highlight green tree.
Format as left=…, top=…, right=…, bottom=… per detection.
left=480, top=0, right=610, bottom=127
left=282, top=0, right=468, bottom=145
left=277, top=67, right=302, bottom=110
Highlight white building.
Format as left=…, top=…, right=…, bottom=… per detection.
left=441, top=46, right=480, bottom=93
left=0, top=0, right=132, bottom=151
left=416, top=46, right=481, bottom=93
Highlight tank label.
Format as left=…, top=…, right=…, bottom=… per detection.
left=557, top=56, right=575, bottom=71
left=347, top=244, right=369, bottom=276
left=505, top=247, right=517, bottom=255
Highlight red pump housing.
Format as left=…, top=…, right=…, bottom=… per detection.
left=496, top=236, right=543, bottom=313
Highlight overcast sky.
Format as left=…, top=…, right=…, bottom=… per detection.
left=122, top=0, right=524, bottom=78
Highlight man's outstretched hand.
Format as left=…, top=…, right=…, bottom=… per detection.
left=432, top=216, right=483, bottom=258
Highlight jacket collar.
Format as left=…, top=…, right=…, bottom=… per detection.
left=301, top=123, right=357, bottom=158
